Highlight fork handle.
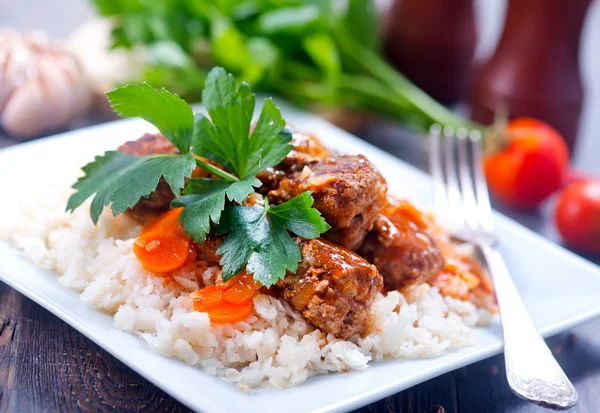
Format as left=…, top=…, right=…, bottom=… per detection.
left=480, top=244, right=578, bottom=410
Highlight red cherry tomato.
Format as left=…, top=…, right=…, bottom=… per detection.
left=554, top=180, right=600, bottom=252
left=484, top=118, right=569, bottom=210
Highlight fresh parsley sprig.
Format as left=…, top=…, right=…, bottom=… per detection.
left=108, top=82, right=194, bottom=153
left=67, top=67, right=330, bottom=287
left=66, top=85, right=197, bottom=223
left=193, top=67, right=293, bottom=180
left=216, top=193, right=330, bottom=286
left=177, top=67, right=294, bottom=244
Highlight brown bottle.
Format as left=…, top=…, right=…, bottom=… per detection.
left=471, top=0, right=592, bottom=152
left=383, top=0, right=477, bottom=105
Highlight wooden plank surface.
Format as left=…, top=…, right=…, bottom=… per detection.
left=2, top=1, right=600, bottom=412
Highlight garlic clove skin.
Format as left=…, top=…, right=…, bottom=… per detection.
left=0, top=30, right=93, bottom=139
left=64, top=19, right=144, bottom=122
left=0, top=52, right=13, bottom=113
left=64, top=18, right=145, bottom=85
left=1, top=80, right=49, bottom=138
left=56, top=54, right=92, bottom=119
left=0, top=40, right=36, bottom=113
left=37, top=55, right=77, bottom=130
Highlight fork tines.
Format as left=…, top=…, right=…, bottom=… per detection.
left=428, top=124, right=494, bottom=237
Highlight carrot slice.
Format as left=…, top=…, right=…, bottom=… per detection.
left=444, top=259, right=461, bottom=275
left=191, top=285, right=219, bottom=296
left=206, top=301, right=254, bottom=324
left=189, top=271, right=261, bottom=322
left=220, top=271, right=261, bottom=304
left=141, top=207, right=183, bottom=236
left=191, top=289, right=224, bottom=312
left=134, top=208, right=190, bottom=273
left=459, top=270, right=480, bottom=290
left=134, top=234, right=189, bottom=272
left=215, top=274, right=237, bottom=289
left=396, top=201, right=429, bottom=230
left=222, top=282, right=256, bottom=304
left=239, top=272, right=262, bottom=291
left=216, top=271, right=261, bottom=290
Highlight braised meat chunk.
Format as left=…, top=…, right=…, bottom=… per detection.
left=117, top=133, right=180, bottom=223
left=270, top=155, right=387, bottom=251
left=196, top=234, right=223, bottom=266
left=359, top=203, right=444, bottom=291
left=118, top=132, right=178, bottom=156
left=282, top=130, right=330, bottom=170
left=278, top=238, right=383, bottom=339
left=257, top=130, right=330, bottom=193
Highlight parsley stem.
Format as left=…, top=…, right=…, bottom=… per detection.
left=195, top=159, right=239, bottom=182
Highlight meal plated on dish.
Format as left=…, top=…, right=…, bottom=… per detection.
left=0, top=68, right=495, bottom=391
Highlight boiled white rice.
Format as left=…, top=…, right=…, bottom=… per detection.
left=0, top=182, right=492, bottom=390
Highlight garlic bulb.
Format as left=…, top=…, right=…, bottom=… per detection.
left=65, top=18, right=145, bottom=86
left=64, top=18, right=146, bottom=122
left=0, top=29, right=92, bottom=139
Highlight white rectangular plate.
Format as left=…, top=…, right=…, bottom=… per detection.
left=2, top=103, right=600, bottom=413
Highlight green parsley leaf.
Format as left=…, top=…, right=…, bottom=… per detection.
left=226, top=177, right=262, bottom=204
left=216, top=206, right=269, bottom=279
left=172, top=179, right=229, bottom=244
left=247, top=99, right=293, bottom=176
left=192, top=67, right=291, bottom=180
left=216, top=192, right=330, bottom=286
left=67, top=151, right=195, bottom=224
left=172, top=176, right=260, bottom=243
left=246, top=220, right=302, bottom=287
left=107, top=83, right=194, bottom=153
left=268, top=192, right=331, bottom=238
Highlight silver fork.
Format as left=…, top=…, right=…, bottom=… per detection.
left=428, top=124, right=578, bottom=410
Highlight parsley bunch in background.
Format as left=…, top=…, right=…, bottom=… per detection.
left=91, top=0, right=474, bottom=132
left=67, top=67, right=330, bottom=287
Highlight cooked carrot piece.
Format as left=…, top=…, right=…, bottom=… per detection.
left=239, top=272, right=262, bottom=290
left=458, top=270, right=480, bottom=290
left=191, top=285, right=218, bottom=295
left=396, top=201, right=429, bottom=230
left=134, top=208, right=190, bottom=273
left=141, top=207, right=183, bottom=236
left=222, top=282, right=256, bottom=304
left=189, top=271, right=261, bottom=323
left=191, top=289, right=224, bottom=311
left=444, top=260, right=460, bottom=275
left=215, top=274, right=237, bottom=289
left=134, top=234, right=189, bottom=272
left=206, top=301, right=254, bottom=324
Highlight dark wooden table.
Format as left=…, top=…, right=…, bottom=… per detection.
left=2, top=1, right=600, bottom=412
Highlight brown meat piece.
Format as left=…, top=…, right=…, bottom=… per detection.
left=257, top=130, right=330, bottom=193
left=283, top=130, right=330, bottom=170
left=193, top=233, right=383, bottom=337
left=359, top=206, right=445, bottom=291
left=118, top=132, right=179, bottom=156
left=270, top=155, right=387, bottom=251
left=117, top=133, right=180, bottom=223
left=278, top=238, right=383, bottom=339
left=196, top=235, right=223, bottom=265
